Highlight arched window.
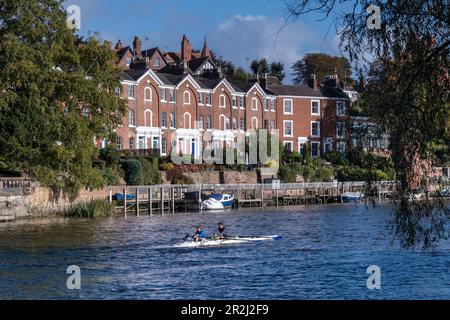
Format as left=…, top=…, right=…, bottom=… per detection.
left=144, top=87, right=152, bottom=101
left=251, top=117, right=258, bottom=130
left=219, top=115, right=226, bottom=130
left=184, top=112, right=192, bottom=129
left=219, top=94, right=226, bottom=108
left=184, top=91, right=191, bottom=105
left=252, top=97, right=258, bottom=110
left=144, top=109, right=153, bottom=127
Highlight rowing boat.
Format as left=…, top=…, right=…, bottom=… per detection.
left=170, top=235, right=282, bottom=249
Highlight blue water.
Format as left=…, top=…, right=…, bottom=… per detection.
left=0, top=204, right=449, bottom=300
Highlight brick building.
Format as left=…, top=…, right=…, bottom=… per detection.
left=112, top=35, right=351, bottom=160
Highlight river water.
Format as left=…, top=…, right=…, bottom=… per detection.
left=0, top=204, right=449, bottom=300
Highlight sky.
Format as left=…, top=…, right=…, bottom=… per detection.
left=64, top=0, right=345, bottom=83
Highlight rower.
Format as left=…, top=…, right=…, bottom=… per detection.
left=213, top=222, right=228, bottom=239
left=193, top=225, right=206, bottom=242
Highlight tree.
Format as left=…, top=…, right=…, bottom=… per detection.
left=211, top=51, right=249, bottom=87
left=286, top=0, right=450, bottom=250
left=291, top=53, right=353, bottom=85
left=250, top=59, right=269, bottom=77
left=0, top=0, right=127, bottom=199
left=270, top=62, right=285, bottom=81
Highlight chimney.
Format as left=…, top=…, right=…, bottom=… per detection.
left=324, top=74, right=339, bottom=88
left=201, top=36, right=211, bottom=59
left=308, top=74, right=318, bottom=90
left=114, top=40, right=123, bottom=51
left=181, top=35, right=192, bottom=63
left=133, top=36, right=142, bottom=57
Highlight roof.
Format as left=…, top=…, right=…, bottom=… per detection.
left=123, top=69, right=149, bottom=81
left=194, top=77, right=222, bottom=90
left=141, top=47, right=158, bottom=58
left=157, top=73, right=185, bottom=86
left=267, top=84, right=349, bottom=99
left=117, top=46, right=133, bottom=60
left=188, top=57, right=210, bottom=73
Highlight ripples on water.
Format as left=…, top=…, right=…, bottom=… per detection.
left=0, top=204, right=449, bottom=300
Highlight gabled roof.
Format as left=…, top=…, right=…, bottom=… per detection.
left=117, top=46, right=133, bottom=60
left=141, top=47, right=168, bottom=65
left=157, top=73, right=186, bottom=86
left=188, top=57, right=212, bottom=73
left=194, top=77, right=223, bottom=90
left=123, top=68, right=148, bottom=81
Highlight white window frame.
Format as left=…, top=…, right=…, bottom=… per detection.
left=337, top=101, right=346, bottom=116
left=311, top=121, right=321, bottom=138
left=283, top=120, right=293, bottom=137
left=198, top=92, right=204, bottom=105
left=337, top=142, right=346, bottom=154
left=169, top=112, right=175, bottom=129
left=239, top=97, right=244, bottom=109
left=128, top=109, right=136, bottom=127
left=232, top=96, right=237, bottom=108
left=144, top=87, right=152, bottom=102
left=219, top=94, right=226, bottom=108
left=161, top=112, right=167, bottom=128
left=183, top=91, right=191, bottom=105
left=128, top=85, right=135, bottom=100
left=160, top=88, right=166, bottom=102
left=206, top=93, right=212, bottom=107
left=184, top=112, right=191, bottom=129
left=144, top=109, right=153, bottom=127
left=264, top=98, right=269, bottom=111
left=336, top=122, right=345, bottom=138
left=311, top=100, right=320, bottom=115
left=311, top=142, right=321, bottom=158
left=251, top=97, right=258, bottom=111
left=270, top=99, right=276, bottom=112
left=283, top=99, right=293, bottom=115
left=154, top=58, right=160, bottom=68
left=251, top=117, right=258, bottom=130
left=169, top=88, right=175, bottom=103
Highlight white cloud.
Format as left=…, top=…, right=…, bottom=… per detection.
left=210, top=15, right=342, bottom=83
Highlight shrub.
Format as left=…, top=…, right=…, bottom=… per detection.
left=64, top=200, right=115, bottom=219
left=140, top=157, right=161, bottom=185
left=101, top=167, right=121, bottom=186
left=160, top=162, right=175, bottom=171
left=166, top=166, right=195, bottom=185
left=278, top=165, right=299, bottom=183
left=122, top=159, right=142, bottom=185
left=99, top=145, right=121, bottom=166
left=323, top=151, right=345, bottom=165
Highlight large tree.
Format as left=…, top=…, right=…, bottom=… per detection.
left=286, top=0, right=450, bottom=249
left=0, top=0, right=127, bottom=199
left=292, top=53, right=353, bottom=85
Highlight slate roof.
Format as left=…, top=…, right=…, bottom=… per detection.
left=267, top=84, right=350, bottom=99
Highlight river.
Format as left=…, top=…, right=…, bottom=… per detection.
left=0, top=204, right=449, bottom=300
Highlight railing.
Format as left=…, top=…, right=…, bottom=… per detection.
left=0, top=178, right=34, bottom=195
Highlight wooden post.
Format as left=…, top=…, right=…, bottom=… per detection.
left=172, top=187, right=175, bottom=214
left=109, top=189, right=113, bottom=204
left=160, top=187, right=164, bottom=215
left=148, top=188, right=153, bottom=216
left=276, top=188, right=279, bottom=208
left=261, top=184, right=264, bottom=207
left=199, top=186, right=202, bottom=212
left=135, top=188, right=139, bottom=216
left=123, top=187, right=127, bottom=217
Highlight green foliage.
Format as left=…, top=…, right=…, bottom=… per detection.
left=101, top=166, right=122, bottom=186
left=270, top=62, right=285, bottom=81
left=0, top=0, right=127, bottom=198
left=278, top=164, right=300, bottom=183
left=250, top=59, right=269, bottom=76
left=64, top=200, right=115, bottom=219
left=323, top=151, right=345, bottom=165
left=336, top=166, right=368, bottom=182
left=122, top=159, right=142, bottom=185
left=139, top=157, right=161, bottom=185
left=166, top=166, right=195, bottom=185
left=99, top=144, right=121, bottom=166
left=292, top=53, right=353, bottom=85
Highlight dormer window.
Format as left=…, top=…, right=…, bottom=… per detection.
left=154, top=58, right=160, bottom=68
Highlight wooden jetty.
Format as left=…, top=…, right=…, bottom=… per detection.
left=110, top=181, right=396, bottom=215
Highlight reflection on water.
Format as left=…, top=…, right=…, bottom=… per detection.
left=0, top=204, right=449, bottom=300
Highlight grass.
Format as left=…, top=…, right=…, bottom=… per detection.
left=64, top=199, right=115, bottom=219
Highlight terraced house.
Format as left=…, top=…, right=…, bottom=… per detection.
left=112, top=35, right=351, bottom=160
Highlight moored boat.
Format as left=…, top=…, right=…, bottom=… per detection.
left=207, top=193, right=235, bottom=208
left=201, top=198, right=224, bottom=211
left=341, top=192, right=363, bottom=203
left=171, top=235, right=282, bottom=248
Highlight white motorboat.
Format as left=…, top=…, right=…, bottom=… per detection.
left=341, top=192, right=364, bottom=203
left=201, top=198, right=224, bottom=211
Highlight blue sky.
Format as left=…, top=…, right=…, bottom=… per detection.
left=64, top=0, right=345, bottom=83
